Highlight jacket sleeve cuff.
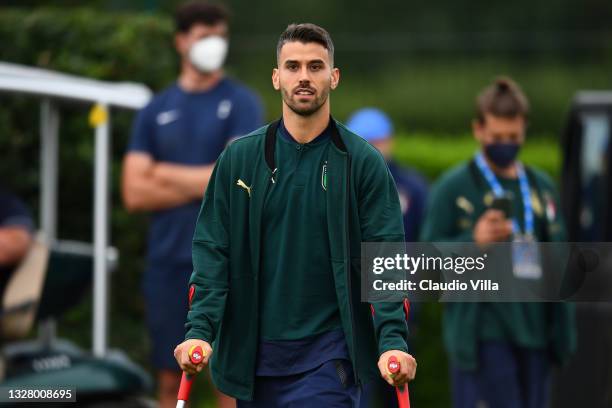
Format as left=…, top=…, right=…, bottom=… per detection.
left=379, top=337, right=409, bottom=356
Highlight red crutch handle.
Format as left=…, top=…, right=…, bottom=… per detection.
left=388, top=354, right=411, bottom=407
left=176, top=345, right=204, bottom=406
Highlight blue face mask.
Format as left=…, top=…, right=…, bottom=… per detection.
left=484, top=143, right=521, bottom=168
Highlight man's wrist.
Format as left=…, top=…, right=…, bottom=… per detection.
left=185, top=327, right=213, bottom=345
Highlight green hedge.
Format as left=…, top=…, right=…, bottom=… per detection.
left=394, top=133, right=561, bottom=182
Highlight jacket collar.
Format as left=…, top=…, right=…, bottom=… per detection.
left=264, top=116, right=347, bottom=171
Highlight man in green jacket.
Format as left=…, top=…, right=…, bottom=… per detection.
left=174, top=23, right=416, bottom=406
left=420, top=77, right=575, bottom=408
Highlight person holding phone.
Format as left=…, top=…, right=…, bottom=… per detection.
left=420, top=77, right=575, bottom=408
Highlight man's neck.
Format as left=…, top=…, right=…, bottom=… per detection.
left=282, top=103, right=330, bottom=144
left=178, top=63, right=223, bottom=92
left=483, top=153, right=518, bottom=179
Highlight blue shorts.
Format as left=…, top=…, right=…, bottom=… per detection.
left=143, top=265, right=191, bottom=370
left=237, top=359, right=361, bottom=408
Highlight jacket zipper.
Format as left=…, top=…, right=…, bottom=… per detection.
left=344, top=154, right=359, bottom=383
left=249, top=168, right=275, bottom=400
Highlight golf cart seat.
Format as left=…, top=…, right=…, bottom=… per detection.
left=37, top=240, right=118, bottom=320
left=0, top=238, right=118, bottom=340
left=0, top=240, right=152, bottom=406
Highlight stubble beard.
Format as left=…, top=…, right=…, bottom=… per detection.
left=281, top=85, right=330, bottom=117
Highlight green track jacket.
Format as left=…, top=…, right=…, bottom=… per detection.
left=184, top=119, right=409, bottom=400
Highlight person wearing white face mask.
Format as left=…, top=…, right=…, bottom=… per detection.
left=189, top=35, right=229, bottom=74
left=121, top=2, right=263, bottom=407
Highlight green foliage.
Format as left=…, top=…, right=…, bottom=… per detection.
left=332, top=60, right=611, bottom=136
left=0, top=6, right=590, bottom=407
left=393, top=133, right=561, bottom=182
left=1, top=8, right=176, bottom=85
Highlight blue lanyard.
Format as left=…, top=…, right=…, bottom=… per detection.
left=475, top=152, right=534, bottom=236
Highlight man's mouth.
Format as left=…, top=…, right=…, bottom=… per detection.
left=294, top=88, right=315, bottom=96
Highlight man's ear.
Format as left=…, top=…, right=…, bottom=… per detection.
left=175, top=33, right=186, bottom=56
left=472, top=119, right=484, bottom=143
left=520, top=117, right=529, bottom=143
left=330, top=67, right=340, bottom=90
left=272, top=68, right=280, bottom=91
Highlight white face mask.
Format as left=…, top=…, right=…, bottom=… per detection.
left=188, top=36, right=228, bottom=73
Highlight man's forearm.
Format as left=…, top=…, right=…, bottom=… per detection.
left=152, top=162, right=214, bottom=200
left=372, top=302, right=410, bottom=355
left=124, top=177, right=194, bottom=211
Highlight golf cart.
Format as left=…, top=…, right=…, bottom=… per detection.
left=553, top=91, right=612, bottom=408
left=0, top=62, right=154, bottom=406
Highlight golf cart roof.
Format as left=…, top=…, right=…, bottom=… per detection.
left=0, top=61, right=153, bottom=357
left=0, top=61, right=151, bottom=108
left=573, top=91, right=612, bottom=109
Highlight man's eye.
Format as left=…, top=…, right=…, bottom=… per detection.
left=310, top=64, right=322, bottom=71
left=287, top=64, right=298, bottom=70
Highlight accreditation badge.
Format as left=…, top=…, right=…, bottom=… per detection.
left=512, top=234, right=542, bottom=280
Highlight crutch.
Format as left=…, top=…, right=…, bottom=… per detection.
left=387, top=298, right=411, bottom=408
left=176, top=345, right=204, bottom=408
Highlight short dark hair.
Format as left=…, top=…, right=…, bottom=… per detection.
left=476, top=76, right=529, bottom=123
left=175, top=2, right=230, bottom=33
left=276, top=23, right=335, bottom=65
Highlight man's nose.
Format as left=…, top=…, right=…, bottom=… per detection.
left=298, top=66, right=312, bottom=82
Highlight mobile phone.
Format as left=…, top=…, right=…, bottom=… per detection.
left=490, top=195, right=512, bottom=218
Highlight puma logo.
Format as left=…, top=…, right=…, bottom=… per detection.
left=236, top=179, right=252, bottom=197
